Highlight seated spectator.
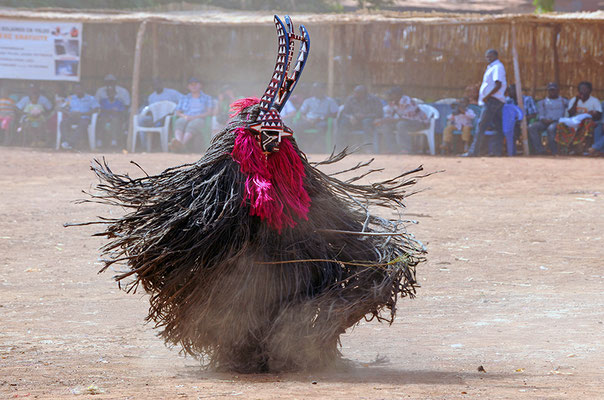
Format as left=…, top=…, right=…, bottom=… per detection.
left=336, top=85, right=383, bottom=150
left=212, top=84, right=236, bottom=131
left=294, top=82, right=339, bottom=152
left=16, top=84, right=53, bottom=114
left=373, top=86, right=404, bottom=154
left=0, top=86, right=16, bottom=144
left=20, top=92, right=47, bottom=146
left=397, top=93, right=429, bottom=153
left=95, top=74, right=130, bottom=108
left=528, top=82, right=568, bottom=155
left=137, top=78, right=182, bottom=129
left=169, top=77, right=214, bottom=152
left=506, top=84, right=537, bottom=122
left=441, top=97, right=476, bottom=155
left=555, top=81, right=602, bottom=155
left=148, top=78, right=182, bottom=105
left=60, top=83, right=100, bottom=150
left=98, top=86, right=127, bottom=148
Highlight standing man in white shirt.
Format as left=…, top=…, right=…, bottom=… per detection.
left=463, top=49, right=507, bottom=157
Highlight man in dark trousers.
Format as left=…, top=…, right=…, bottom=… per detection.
left=463, top=49, right=507, bottom=157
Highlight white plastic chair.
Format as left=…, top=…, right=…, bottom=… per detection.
left=131, top=100, right=177, bottom=152
left=55, top=111, right=99, bottom=150
left=409, top=104, right=439, bottom=155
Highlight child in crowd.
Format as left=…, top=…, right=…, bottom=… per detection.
left=441, top=97, right=476, bottom=154
left=21, top=93, right=47, bottom=146
left=0, top=87, right=15, bottom=143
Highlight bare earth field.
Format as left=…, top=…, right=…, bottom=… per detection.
left=1, top=147, right=603, bottom=399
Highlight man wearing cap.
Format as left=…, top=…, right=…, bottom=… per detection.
left=528, top=82, right=568, bottom=155
left=169, top=77, right=214, bottom=152
left=463, top=49, right=507, bottom=157
left=95, top=74, right=130, bottom=108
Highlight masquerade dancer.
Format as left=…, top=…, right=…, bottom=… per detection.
left=77, top=16, right=425, bottom=373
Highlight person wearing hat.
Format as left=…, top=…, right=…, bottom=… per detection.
left=528, top=82, right=568, bottom=155
left=169, top=77, right=214, bottom=152
left=95, top=74, right=130, bottom=108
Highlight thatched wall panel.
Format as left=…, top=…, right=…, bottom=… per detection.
left=85, top=19, right=604, bottom=102
left=6, top=13, right=604, bottom=103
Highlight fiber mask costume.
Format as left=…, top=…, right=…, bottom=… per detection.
left=74, top=15, right=426, bottom=373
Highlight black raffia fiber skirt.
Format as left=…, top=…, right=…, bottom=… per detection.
left=80, top=110, right=426, bottom=373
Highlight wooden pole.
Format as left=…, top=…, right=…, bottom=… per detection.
left=127, top=20, right=147, bottom=153
left=327, top=24, right=335, bottom=98
left=511, top=22, right=530, bottom=156
left=152, top=22, right=159, bottom=79
left=552, top=24, right=560, bottom=86
left=531, top=24, right=538, bottom=98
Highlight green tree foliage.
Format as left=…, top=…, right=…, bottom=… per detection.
left=533, top=0, right=555, bottom=13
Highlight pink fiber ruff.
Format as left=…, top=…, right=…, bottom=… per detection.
left=231, top=127, right=310, bottom=232
left=229, top=97, right=261, bottom=118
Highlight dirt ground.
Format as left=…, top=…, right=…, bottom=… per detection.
left=1, top=147, right=603, bottom=400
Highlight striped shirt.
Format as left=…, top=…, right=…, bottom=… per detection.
left=0, top=98, right=15, bottom=116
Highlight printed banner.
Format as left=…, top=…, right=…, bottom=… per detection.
left=0, top=19, right=83, bottom=81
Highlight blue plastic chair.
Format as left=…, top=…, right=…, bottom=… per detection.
left=486, top=103, right=523, bottom=156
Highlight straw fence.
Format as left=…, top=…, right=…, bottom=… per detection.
left=1, top=9, right=603, bottom=102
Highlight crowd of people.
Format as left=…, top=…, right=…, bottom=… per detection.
left=1, top=53, right=603, bottom=156
left=0, top=74, right=132, bottom=150
left=456, top=49, right=603, bottom=157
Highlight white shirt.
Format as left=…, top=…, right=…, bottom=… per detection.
left=567, top=95, right=602, bottom=115
left=479, top=59, right=507, bottom=105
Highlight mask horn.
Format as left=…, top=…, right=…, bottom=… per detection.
left=258, top=15, right=290, bottom=118
left=273, top=22, right=310, bottom=112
